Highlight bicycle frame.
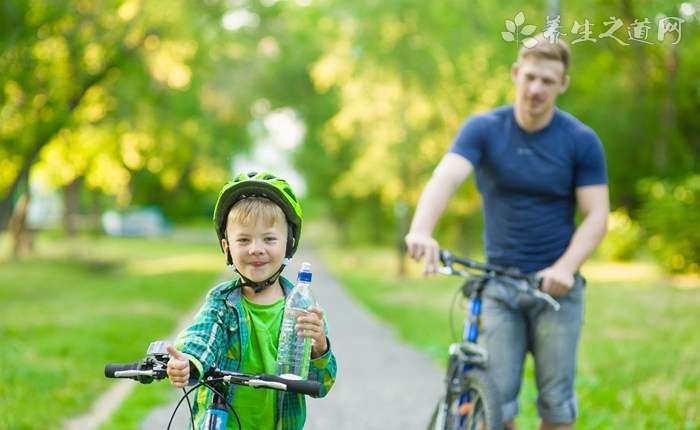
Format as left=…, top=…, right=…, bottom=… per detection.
left=434, top=250, right=558, bottom=430
left=454, top=279, right=487, bottom=427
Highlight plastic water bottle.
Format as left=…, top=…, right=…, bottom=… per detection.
left=277, top=262, right=316, bottom=380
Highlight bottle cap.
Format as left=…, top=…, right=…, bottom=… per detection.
left=298, top=262, right=312, bottom=282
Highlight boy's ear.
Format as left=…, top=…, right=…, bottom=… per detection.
left=221, top=238, right=229, bottom=254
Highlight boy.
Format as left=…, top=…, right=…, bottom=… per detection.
left=166, top=171, right=337, bottom=429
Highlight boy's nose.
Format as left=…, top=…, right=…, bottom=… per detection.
left=248, top=240, right=264, bottom=254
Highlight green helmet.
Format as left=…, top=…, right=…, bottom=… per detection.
left=213, top=171, right=303, bottom=259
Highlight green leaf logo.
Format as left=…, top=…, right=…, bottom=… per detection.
left=501, top=12, right=539, bottom=47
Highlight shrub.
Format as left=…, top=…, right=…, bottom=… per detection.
left=638, top=175, right=700, bottom=274
left=596, top=208, right=641, bottom=261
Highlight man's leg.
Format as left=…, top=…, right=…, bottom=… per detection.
left=530, top=277, right=585, bottom=429
left=479, top=280, right=529, bottom=428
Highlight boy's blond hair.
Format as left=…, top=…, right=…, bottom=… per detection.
left=517, top=35, right=571, bottom=75
left=227, top=197, right=287, bottom=230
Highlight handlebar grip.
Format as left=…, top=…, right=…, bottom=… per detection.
left=259, top=375, right=322, bottom=396
left=105, top=362, right=140, bottom=378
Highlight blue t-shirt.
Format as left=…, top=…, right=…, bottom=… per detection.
left=449, top=105, right=607, bottom=273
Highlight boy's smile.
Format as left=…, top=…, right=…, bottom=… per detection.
left=223, top=217, right=288, bottom=283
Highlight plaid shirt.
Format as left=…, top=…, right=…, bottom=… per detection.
left=175, top=276, right=337, bottom=429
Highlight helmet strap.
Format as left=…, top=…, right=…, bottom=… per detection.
left=228, top=258, right=291, bottom=294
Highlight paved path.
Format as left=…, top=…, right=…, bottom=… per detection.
left=141, top=248, right=443, bottom=429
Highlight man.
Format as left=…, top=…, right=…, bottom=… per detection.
left=405, top=36, right=609, bottom=430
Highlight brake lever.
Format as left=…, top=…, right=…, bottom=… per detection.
left=437, top=266, right=454, bottom=276
left=531, top=289, right=561, bottom=311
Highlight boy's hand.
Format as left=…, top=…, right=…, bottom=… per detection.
left=297, top=306, right=328, bottom=359
left=166, top=345, right=190, bottom=388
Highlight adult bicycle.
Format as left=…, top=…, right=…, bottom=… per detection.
left=105, top=340, right=321, bottom=430
left=428, top=250, right=560, bottom=430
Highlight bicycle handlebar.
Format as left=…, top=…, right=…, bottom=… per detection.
left=105, top=362, right=140, bottom=378
left=105, top=360, right=167, bottom=383
left=105, top=356, right=322, bottom=396
left=438, top=249, right=560, bottom=311
left=212, top=371, right=321, bottom=396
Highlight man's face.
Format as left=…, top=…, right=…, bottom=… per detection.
left=512, top=56, right=569, bottom=117
left=222, top=215, right=288, bottom=283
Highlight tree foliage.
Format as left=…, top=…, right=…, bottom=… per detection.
left=1, top=0, right=698, bottom=269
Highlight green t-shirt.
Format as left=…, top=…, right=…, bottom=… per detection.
left=231, top=296, right=285, bottom=430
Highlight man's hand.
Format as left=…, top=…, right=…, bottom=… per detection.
left=404, top=231, right=440, bottom=274
left=166, top=345, right=190, bottom=388
left=297, top=306, right=329, bottom=359
left=537, top=265, right=575, bottom=297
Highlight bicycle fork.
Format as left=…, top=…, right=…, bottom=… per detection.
left=455, top=297, right=485, bottom=426
left=202, top=383, right=229, bottom=430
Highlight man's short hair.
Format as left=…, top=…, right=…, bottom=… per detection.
left=227, top=197, right=287, bottom=231
left=517, top=35, right=571, bottom=74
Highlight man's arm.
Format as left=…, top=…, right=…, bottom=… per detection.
left=539, top=184, right=609, bottom=296
left=405, top=153, right=473, bottom=273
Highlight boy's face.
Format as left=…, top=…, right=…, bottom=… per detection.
left=222, top=215, right=288, bottom=283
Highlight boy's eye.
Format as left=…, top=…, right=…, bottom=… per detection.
left=265, top=237, right=277, bottom=242
left=237, top=238, right=249, bottom=243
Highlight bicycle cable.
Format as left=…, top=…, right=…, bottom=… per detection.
left=203, top=379, right=242, bottom=430
left=165, top=380, right=243, bottom=430
left=167, top=382, right=205, bottom=430
left=183, top=387, right=195, bottom=430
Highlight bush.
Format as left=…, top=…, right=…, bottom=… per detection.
left=596, top=208, right=641, bottom=261
left=638, top=175, right=700, bottom=274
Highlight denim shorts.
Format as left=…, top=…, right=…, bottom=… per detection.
left=477, top=275, right=585, bottom=424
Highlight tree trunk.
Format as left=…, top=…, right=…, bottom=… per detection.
left=63, top=176, right=83, bottom=236
left=9, top=191, right=32, bottom=259
left=91, top=188, right=103, bottom=233
left=0, top=27, right=152, bottom=232
left=655, top=44, right=678, bottom=174
left=395, top=201, right=409, bottom=278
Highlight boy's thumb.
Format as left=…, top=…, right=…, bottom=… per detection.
left=167, top=345, right=187, bottom=361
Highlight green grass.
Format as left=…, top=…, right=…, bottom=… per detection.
left=0, top=231, right=222, bottom=430
left=98, top=383, right=182, bottom=430
left=318, top=245, right=700, bottom=430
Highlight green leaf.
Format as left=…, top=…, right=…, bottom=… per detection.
left=523, top=37, right=538, bottom=48
left=521, top=25, right=536, bottom=36
left=515, top=11, right=525, bottom=26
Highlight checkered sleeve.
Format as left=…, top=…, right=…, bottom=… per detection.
left=173, top=291, right=229, bottom=381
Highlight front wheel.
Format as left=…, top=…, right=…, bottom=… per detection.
left=429, top=369, right=502, bottom=430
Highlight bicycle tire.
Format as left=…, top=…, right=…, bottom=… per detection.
left=427, top=396, right=447, bottom=430
left=429, top=369, right=502, bottom=430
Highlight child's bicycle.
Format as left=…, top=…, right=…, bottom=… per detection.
left=428, top=250, right=560, bottom=430
left=105, top=340, right=321, bottom=430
